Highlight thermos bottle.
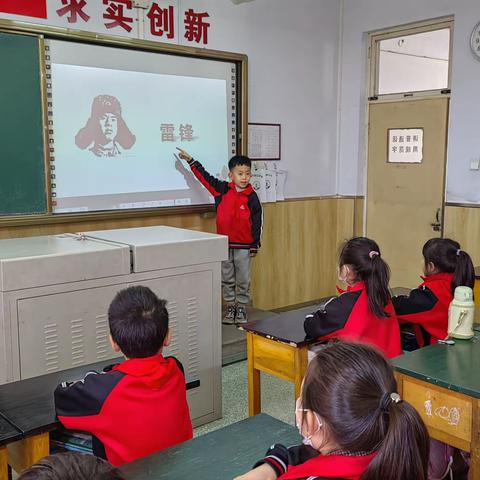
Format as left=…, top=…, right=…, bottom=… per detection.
left=447, top=286, right=475, bottom=340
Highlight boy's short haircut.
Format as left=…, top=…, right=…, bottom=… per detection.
left=18, top=452, right=125, bottom=480
left=108, top=285, right=169, bottom=358
left=228, top=155, right=251, bottom=171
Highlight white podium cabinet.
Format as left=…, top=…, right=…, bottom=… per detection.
left=0, top=226, right=228, bottom=426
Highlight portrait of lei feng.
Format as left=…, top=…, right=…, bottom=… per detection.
left=75, top=95, right=136, bottom=158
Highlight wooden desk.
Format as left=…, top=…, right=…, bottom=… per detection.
left=121, top=414, right=299, bottom=479
left=392, top=336, right=480, bottom=480
left=0, top=417, right=22, bottom=480
left=239, top=306, right=320, bottom=416
left=0, top=359, right=199, bottom=474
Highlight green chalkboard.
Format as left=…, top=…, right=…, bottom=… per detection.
left=0, top=32, right=47, bottom=215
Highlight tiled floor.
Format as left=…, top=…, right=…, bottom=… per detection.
left=221, top=307, right=277, bottom=365
left=207, top=303, right=327, bottom=437
left=194, top=360, right=295, bottom=437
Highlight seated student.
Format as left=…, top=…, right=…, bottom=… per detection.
left=54, top=286, right=193, bottom=466
left=236, top=342, right=429, bottom=480
left=304, top=237, right=402, bottom=359
left=392, top=238, right=475, bottom=348
left=18, top=452, right=124, bottom=480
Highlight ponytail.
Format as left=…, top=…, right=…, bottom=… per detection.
left=423, top=238, right=475, bottom=294
left=365, top=255, right=391, bottom=318
left=339, top=237, right=391, bottom=318
left=362, top=402, right=429, bottom=480
left=452, top=250, right=475, bottom=293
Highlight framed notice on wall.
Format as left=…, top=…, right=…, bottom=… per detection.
left=248, top=123, right=281, bottom=160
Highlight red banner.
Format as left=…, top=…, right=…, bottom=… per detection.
left=0, top=0, right=47, bottom=19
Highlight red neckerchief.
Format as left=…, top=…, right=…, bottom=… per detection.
left=279, top=452, right=376, bottom=480
left=420, top=272, right=454, bottom=286
left=336, top=281, right=366, bottom=295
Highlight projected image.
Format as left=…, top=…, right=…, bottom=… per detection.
left=75, top=95, right=136, bottom=158
left=48, top=56, right=232, bottom=213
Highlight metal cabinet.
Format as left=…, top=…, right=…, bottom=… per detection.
left=0, top=226, right=228, bottom=426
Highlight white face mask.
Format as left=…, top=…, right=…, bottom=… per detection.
left=295, top=399, right=322, bottom=447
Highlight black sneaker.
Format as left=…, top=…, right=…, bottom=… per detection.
left=235, top=305, right=248, bottom=324
left=223, top=304, right=236, bottom=325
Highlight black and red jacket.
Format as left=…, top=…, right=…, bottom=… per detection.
left=304, top=282, right=402, bottom=359
left=54, top=354, right=193, bottom=466
left=255, top=443, right=376, bottom=480
left=189, top=160, right=262, bottom=251
left=393, top=273, right=454, bottom=346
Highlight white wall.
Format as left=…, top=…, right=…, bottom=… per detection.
left=188, top=0, right=341, bottom=198
left=0, top=0, right=341, bottom=199
left=338, top=0, right=480, bottom=203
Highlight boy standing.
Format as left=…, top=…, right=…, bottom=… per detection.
left=54, top=286, right=192, bottom=466
left=176, top=148, right=262, bottom=324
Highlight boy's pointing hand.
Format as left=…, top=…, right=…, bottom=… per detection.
left=176, top=147, right=193, bottom=163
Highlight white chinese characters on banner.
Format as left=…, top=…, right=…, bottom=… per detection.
left=388, top=128, right=423, bottom=164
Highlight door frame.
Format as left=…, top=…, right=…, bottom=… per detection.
left=361, top=16, right=454, bottom=237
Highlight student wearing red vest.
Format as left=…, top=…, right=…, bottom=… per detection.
left=54, top=286, right=193, bottom=466
left=393, top=238, right=475, bottom=348
left=235, top=342, right=429, bottom=480
left=304, top=237, right=402, bottom=359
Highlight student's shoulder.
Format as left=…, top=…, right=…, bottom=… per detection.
left=165, top=355, right=186, bottom=376
left=59, top=368, right=125, bottom=389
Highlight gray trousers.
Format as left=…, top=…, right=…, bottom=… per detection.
left=222, top=248, right=251, bottom=305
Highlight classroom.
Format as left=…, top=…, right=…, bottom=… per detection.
left=0, top=0, right=479, bottom=479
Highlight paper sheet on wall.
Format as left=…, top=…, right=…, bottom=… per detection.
left=275, top=169, right=287, bottom=201
left=265, top=169, right=277, bottom=202
left=248, top=124, right=281, bottom=160
left=251, top=162, right=267, bottom=203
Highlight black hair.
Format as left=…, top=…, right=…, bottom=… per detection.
left=302, top=342, right=429, bottom=480
left=228, top=155, right=251, bottom=171
left=108, top=285, right=169, bottom=358
left=18, top=452, right=125, bottom=480
left=422, top=238, right=475, bottom=294
left=339, top=237, right=391, bottom=318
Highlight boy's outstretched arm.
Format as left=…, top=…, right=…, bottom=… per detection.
left=175, top=147, right=229, bottom=196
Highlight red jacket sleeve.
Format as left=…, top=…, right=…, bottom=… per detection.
left=189, top=160, right=229, bottom=197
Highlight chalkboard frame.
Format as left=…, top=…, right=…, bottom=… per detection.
left=0, top=19, right=248, bottom=227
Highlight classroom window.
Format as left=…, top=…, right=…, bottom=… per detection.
left=370, top=20, right=452, bottom=98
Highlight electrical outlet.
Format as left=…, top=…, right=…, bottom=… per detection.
left=470, top=159, right=480, bottom=171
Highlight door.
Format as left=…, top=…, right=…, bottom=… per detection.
left=366, top=97, right=449, bottom=287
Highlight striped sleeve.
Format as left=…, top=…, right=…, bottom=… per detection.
left=189, top=160, right=229, bottom=197
left=253, top=443, right=318, bottom=477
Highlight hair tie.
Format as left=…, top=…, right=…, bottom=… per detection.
left=380, top=392, right=402, bottom=412
left=369, top=251, right=380, bottom=259
left=456, top=249, right=462, bottom=257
